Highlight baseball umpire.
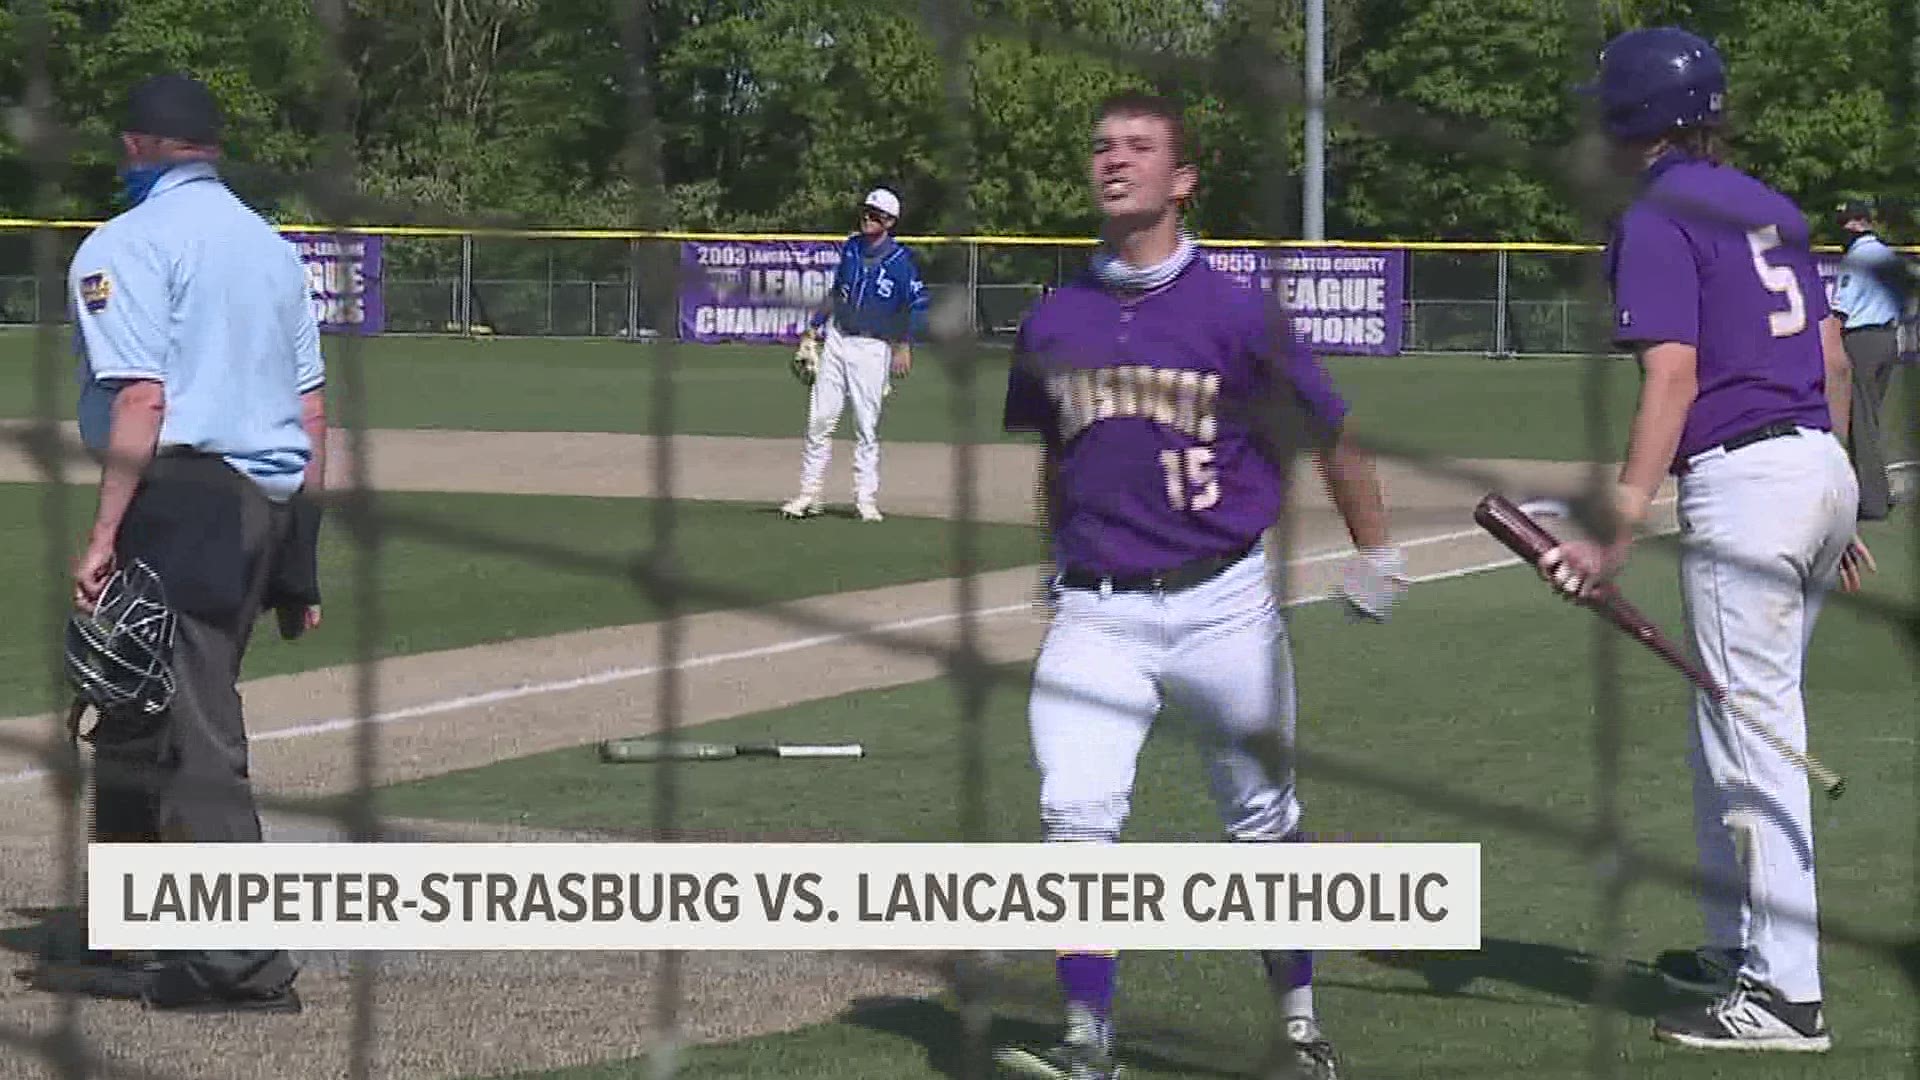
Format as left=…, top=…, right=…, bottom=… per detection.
left=780, top=187, right=929, bottom=523
left=1831, top=198, right=1913, bottom=520
left=25, top=73, right=326, bottom=1014
left=1547, top=27, right=1873, bottom=1052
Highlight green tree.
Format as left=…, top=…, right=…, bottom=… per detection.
left=0, top=0, right=330, bottom=217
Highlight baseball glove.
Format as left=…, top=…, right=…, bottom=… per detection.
left=792, top=330, right=822, bottom=386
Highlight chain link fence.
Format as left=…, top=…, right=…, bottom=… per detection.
left=0, top=231, right=1775, bottom=356
left=6, top=229, right=1917, bottom=357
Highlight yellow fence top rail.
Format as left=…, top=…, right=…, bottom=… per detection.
left=2, top=218, right=1913, bottom=254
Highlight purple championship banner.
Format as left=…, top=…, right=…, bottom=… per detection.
left=679, top=240, right=841, bottom=343
left=1203, top=247, right=1407, bottom=355
left=286, top=232, right=385, bottom=335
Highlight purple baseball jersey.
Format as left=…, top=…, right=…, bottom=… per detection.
left=1004, top=259, right=1349, bottom=576
left=1607, top=152, right=1833, bottom=468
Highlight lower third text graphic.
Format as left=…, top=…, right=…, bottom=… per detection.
left=90, top=842, right=1480, bottom=952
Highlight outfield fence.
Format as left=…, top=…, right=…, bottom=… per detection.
left=1, top=3, right=1916, bottom=1080
left=4, top=225, right=1913, bottom=357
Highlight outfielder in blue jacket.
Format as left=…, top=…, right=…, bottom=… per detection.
left=782, top=187, right=931, bottom=522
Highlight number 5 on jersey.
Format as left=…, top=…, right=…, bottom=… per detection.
left=1161, top=446, right=1219, bottom=511
left=1746, top=225, right=1806, bottom=338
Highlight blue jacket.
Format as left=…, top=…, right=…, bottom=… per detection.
left=811, top=234, right=930, bottom=343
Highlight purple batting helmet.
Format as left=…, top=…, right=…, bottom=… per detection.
left=1580, top=27, right=1726, bottom=142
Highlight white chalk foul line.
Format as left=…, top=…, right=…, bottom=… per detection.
left=0, top=520, right=1553, bottom=788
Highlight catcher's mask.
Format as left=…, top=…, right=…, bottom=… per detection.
left=64, top=559, right=178, bottom=717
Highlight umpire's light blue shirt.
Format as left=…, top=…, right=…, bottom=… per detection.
left=69, top=162, right=324, bottom=502
left=1832, top=231, right=1905, bottom=330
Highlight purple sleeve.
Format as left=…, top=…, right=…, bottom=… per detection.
left=1003, top=319, right=1055, bottom=436
left=1611, top=208, right=1699, bottom=346
left=1254, top=296, right=1349, bottom=443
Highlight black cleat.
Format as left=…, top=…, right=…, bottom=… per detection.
left=1654, top=977, right=1830, bottom=1053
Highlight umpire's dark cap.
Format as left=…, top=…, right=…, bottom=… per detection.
left=124, top=73, right=223, bottom=145
left=1836, top=199, right=1875, bottom=225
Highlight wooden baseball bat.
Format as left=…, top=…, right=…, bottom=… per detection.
left=1473, top=493, right=1846, bottom=800
left=598, top=739, right=866, bottom=763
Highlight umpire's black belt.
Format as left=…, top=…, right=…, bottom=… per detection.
left=1676, top=420, right=1803, bottom=475
left=1057, top=540, right=1258, bottom=594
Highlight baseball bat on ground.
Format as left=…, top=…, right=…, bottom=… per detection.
left=1472, top=493, right=1846, bottom=800
left=598, top=739, right=865, bottom=763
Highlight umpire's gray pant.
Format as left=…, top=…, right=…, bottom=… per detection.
left=91, top=455, right=298, bottom=997
left=1842, top=325, right=1899, bottom=521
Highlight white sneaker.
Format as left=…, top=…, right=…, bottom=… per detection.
left=780, top=495, right=821, bottom=519
left=856, top=501, right=884, bottom=523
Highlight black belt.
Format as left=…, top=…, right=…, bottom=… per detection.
left=1677, top=421, right=1803, bottom=474
left=1057, top=540, right=1258, bottom=594
left=1844, top=323, right=1896, bottom=332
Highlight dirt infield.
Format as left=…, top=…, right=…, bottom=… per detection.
left=0, top=426, right=1668, bottom=1080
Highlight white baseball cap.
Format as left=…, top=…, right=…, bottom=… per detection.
left=863, top=188, right=902, bottom=220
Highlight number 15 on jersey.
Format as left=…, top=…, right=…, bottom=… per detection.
left=1161, top=446, right=1219, bottom=511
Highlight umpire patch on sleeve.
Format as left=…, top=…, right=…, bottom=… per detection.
left=80, top=272, right=111, bottom=314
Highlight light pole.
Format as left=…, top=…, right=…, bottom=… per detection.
left=1304, top=0, right=1326, bottom=240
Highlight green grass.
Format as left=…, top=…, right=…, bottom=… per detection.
left=0, top=484, right=1041, bottom=718
left=9, top=329, right=1916, bottom=462
left=379, top=513, right=1920, bottom=1080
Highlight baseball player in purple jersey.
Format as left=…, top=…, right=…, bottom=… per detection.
left=1547, top=27, right=1876, bottom=1053
left=991, top=91, right=1406, bottom=1080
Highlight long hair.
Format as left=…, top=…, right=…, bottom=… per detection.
left=1666, top=126, right=1729, bottom=165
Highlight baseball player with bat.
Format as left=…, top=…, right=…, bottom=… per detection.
left=1545, top=27, right=1875, bottom=1053
left=991, top=91, right=1405, bottom=1080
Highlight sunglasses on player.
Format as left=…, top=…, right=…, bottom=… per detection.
left=861, top=207, right=894, bottom=225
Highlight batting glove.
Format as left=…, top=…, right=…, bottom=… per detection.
left=1339, top=546, right=1408, bottom=622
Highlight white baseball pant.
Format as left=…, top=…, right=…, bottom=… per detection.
left=1676, top=427, right=1856, bottom=1003
left=1027, top=545, right=1302, bottom=846
left=796, top=323, right=891, bottom=504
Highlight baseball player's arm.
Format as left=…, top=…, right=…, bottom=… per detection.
left=1613, top=342, right=1697, bottom=533
left=1815, top=310, right=1876, bottom=589
left=1003, top=329, right=1059, bottom=529
left=1035, top=445, right=1060, bottom=537
left=888, top=254, right=932, bottom=376
left=1541, top=210, right=1699, bottom=598
left=1253, top=300, right=1406, bottom=618
left=808, top=243, right=853, bottom=335
left=1538, top=340, right=1696, bottom=601
left=1313, top=425, right=1406, bottom=621
left=1254, top=297, right=1395, bottom=551
left=1540, top=343, right=1698, bottom=600
left=1819, top=314, right=1852, bottom=445
left=1315, top=430, right=1391, bottom=549
left=1604, top=211, right=1698, bottom=536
